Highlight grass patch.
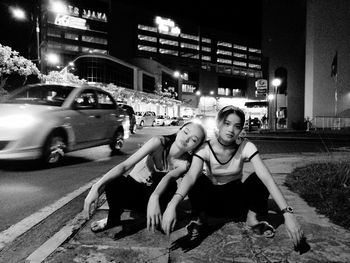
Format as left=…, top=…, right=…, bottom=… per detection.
left=285, top=161, right=350, bottom=230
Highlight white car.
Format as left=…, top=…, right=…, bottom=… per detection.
left=0, top=83, right=130, bottom=166
left=155, top=115, right=172, bottom=126
left=135, top=111, right=156, bottom=127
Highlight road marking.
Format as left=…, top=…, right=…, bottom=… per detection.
left=0, top=178, right=99, bottom=251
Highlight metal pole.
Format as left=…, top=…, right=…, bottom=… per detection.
left=274, top=86, right=277, bottom=130
left=35, top=16, right=40, bottom=67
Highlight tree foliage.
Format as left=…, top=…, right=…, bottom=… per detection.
left=0, top=44, right=40, bottom=95
left=41, top=70, right=87, bottom=85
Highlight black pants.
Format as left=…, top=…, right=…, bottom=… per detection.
left=188, top=172, right=269, bottom=221
left=105, top=172, right=177, bottom=225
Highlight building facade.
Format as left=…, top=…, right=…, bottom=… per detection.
left=39, top=0, right=110, bottom=73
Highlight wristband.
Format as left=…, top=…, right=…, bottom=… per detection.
left=174, top=192, right=184, bottom=199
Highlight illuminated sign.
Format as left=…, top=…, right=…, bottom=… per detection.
left=50, top=4, right=108, bottom=22
left=54, top=14, right=87, bottom=30
left=155, top=16, right=181, bottom=36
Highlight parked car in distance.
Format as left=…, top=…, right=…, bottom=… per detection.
left=0, top=83, right=129, bottom=166
left=135, top=111, right=156, bottom=127
left=155, top=115, right=172, bottom=126
left=118, top=103, right=137, bottom=134
left=170, top=116, right=185, bottom=126
left=244, top=117, right=262, bottom=131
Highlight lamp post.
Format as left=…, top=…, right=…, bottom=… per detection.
left=10, top=6, right=41, bottom=67
left=271, top=78, right=281, bottom=130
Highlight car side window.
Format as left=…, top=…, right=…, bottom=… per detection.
left=96, top=91, right=115, bottom=109
left=74, top=90, right=97, bottom=109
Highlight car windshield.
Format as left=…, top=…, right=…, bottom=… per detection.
left=3, top=85, right=74, bottom=106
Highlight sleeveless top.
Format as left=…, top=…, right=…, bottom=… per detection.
left=128, top=134, right=191, bottom=184
left=194, top=138, right=259, bottom=185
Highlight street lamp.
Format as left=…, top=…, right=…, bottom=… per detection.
left=10, top=6, right=41, bottom=67
left=271, top=78, right=282, bottom=130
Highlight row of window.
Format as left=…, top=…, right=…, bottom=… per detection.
left=48, top=29, right=108, bottom=45
left=138, top=25, right=261, bottom=54
left=48, top=41, right=108, bottom=54
left=200, top=64, right=262, bottom=78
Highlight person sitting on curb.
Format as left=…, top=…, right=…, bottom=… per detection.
left=83, top=122, right=206, bottom=233
left=161, top=105, right=304, bottom=249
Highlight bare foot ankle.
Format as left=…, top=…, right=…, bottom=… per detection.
left=91, top=218, right=108, bottom=232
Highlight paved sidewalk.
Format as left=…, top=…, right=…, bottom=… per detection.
left=31, top=152, right=350, bottom=263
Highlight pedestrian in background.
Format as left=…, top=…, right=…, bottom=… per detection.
left=84, top=122, right=206, bottom=233
left=162, top=105, right=304, bottom=249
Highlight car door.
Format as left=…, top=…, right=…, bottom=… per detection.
left=70, top=89, right=105, bottom=145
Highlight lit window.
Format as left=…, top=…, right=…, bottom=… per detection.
left=180, top=33, right=199, bottom=41
left=248, top=63, right=261, bottom=69
left=138, top=24, right=157, bottom=32
left=82, top=36, right=107, bottom=45
left=233, top=52, right=247, bottom=58
left=82, top=47, right=107, bottom=54
left=248, top=47, right=261, bottom=53
left=48, top=41, right=62, bottom=49
left=217, top=49, right=232, bottom=56
left=159, top=38, right=178, bottom=46
left=217, top=41, right=232, bottom=48
left=202, top=37, right=211, bottom=43
left=181, top=52, right=199, bottom=59
left=201, top=46, right=211, bottom=52
left=182, top=84, right=197, bottom=93
left=138, top=34, right=157, bottom=42
left=137, top=45, right=157, bottom=52
left=159, top=48, right=178, bottom=56
left=180, top=43, right=199, bottom=50
left=233, top=61, right=247, bottom=67
left=217, top=58, right=232, bottom=64
left=64, top=44, right=79, bottom=51
left=65, top=33, right=79, bottom=40
left=249, top=55, right=261, bottom=61
left=201, top=55, right=211, bottom=61
left=233, top=44, right=247, bottom=51
left=48, top=29, right=61, bottom=38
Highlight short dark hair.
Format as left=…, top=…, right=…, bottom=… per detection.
left=217, top=105, right=245, bottom=128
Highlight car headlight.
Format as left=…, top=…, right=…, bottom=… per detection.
left=0, top=114, right=40, bottom=129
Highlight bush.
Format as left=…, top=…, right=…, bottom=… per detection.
left=285, top=162, right=350, bottom=229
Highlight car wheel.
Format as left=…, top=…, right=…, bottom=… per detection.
left=110, top=129, right=124, bottom=153
left=42, top=132, right=66, bottom=166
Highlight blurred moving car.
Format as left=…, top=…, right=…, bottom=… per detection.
left=170, top=117, right=185, bottom=126
left=0, top=83, right=129, bottom=166
left=155, top=115, right=172, bottom=126
left=118, top=103, right=137, bottom=134
left=135, top=111, right=156, bottom=127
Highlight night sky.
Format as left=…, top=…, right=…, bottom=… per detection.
left=0, top=0, right=262, bottom=58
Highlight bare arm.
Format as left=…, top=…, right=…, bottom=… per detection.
left=84, top=137, right=162, bottom=218
left=147, top=165, right=187, bottom=231
left=250, top=153, right=303, bottom=246
left=161, top=156, right=204, bottom=234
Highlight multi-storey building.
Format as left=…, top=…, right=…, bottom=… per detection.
left=39, top=0, right=110, bottom=73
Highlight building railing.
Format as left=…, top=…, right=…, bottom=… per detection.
left=310, top=116, right=350, bottom=130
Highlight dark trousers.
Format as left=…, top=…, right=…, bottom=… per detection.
left=105, top=172, right=177, bottom=225
left=188, top=172, right=269, bottom=221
